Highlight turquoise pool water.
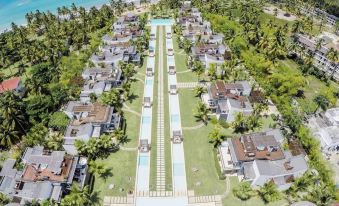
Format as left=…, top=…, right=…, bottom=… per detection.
left=173, top=163, right=184, bottom=176
left=167, top=57, right=175, bottom=64
left=171, top=114, right=180, bottom=123
left=146, top=79, right=153, bottom=86
left=142, top=116, right=151, bottom=124
left=150, top=19, right=174, bottom=26
left=139, top=155, right=149, bottom=166
left=0, top=0, right=109, bottom=32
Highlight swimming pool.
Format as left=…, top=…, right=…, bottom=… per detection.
left=171, top=114, right=180, bottom=123
left=146, top=79, right=153, bottom=86
left=142, top=116, right=151, bottom=124
left=173, top=163, right=185, bottom=176
left=139, top=155, right=149, bottom=166
left=167, top=56, right=175, bottom=65
left=150, top=19, right=174, bottom=26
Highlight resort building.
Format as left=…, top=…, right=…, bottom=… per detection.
left=217, top=129, right=308, bottom=190
left=294, top=33, right=339, bottom=80
left=202, top=80, right=252, bottom=121
left=0, top=77, right=25, bottom=96
left=80, top=67, right=122, bottom=103
left=308, top=107, right=339, bottom=152
left=191, top=44, right=232, bottom=69
left=63, top=101, right=121, bottom=154
left=0, top=146, right=88, bottom=204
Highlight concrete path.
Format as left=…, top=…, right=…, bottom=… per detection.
left=182, top=123, right=205, bottom=130
left=156, top=26, right=166, bottom=192
left=177, top=82, right=208, bottom=89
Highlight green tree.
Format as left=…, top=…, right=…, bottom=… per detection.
left=259, top=181, right=282, bottom=203
left=313, top=94, right=329, bottom=113
left=46, top=133, right=64, bottom=150
left=208, top=127, right=223, bottom=147
left=100, top=89, right=121, bottom=108
left=48, top=112, right=70, bottom=132
left=194, top=86, right=206, bottom=97
left=0, top=121, right=20, bottom=149
left=61, top=185, right=92, bottom=206
left=233, top=181, right=255, bottom=200
left=193, top=102, right=209, bottom=124
left=23, top=123, right=48, bottom=147
left=0, top=193, right=10, bottom=205
left=232, top=112, right=248, bottom=133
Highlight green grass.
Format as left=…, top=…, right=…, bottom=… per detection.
left=92, top=150, right=137, bottom=200
left=183, top=123, right=226, bottom=195
left=222, top=177, right=289, bottom=206
left=172, top=34, right=199, bottom=83
left=178, top=89, right=201, bottom=127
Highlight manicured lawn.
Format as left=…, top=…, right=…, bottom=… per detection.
left=183, top=123, right=226, bottom=195
left=222, top=177, right=289, bottom=206
left=92, top=150, right=137, bottom=200
left=178, top=88, right=201, bottom=127
left=172, top=34, right=199, bottom=83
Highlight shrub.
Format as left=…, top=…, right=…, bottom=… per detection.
left=233, top=181, right=256, bottom=200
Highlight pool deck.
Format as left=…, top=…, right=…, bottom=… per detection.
left=166, top=25, right=188, bottom=193
left=135, top=25, right=157, bottom=193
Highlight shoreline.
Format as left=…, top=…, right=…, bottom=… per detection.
left=0, top=0, right=110, bottom=33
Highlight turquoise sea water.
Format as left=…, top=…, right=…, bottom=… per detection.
left=0, top=0, right=109, bottom=32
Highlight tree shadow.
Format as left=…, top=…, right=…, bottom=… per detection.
left=100, top=167, right=114, bottom=182
left=127, top=93, right=139, bottom=104
left=90, top=190, right=102, bottom=206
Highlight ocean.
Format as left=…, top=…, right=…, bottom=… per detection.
left=0, top=0, right=110, bottom=32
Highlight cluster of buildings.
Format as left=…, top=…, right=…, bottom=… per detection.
left=308, top=107, right=339, bottom=152
left=176, top=1, right=231, bottom=70
left=0, top=146, right=88, bottom=204
left=300, top=7, right=338, bottom=27
left=0, top=12, right=145, bottom=205
left=91, top=13, right=142, bottom=67
left=294, top=32, right=339, bottom=81
left=202, top=80, right=255, bottom=122
left=218, top=129, right=308, bottom=190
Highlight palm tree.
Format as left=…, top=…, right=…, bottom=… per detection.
left=194, top=102, right=209, bottom=124
left=208, top=63, right=218, bottom=80
left=112, top=129, right=127, bottom=144
left=313, top=94, right=329, bottom=113
left=232, top=112, right=248, bottom=133
left=61, top=185, right=92, bottom=206
left=46, top=133, right=63, bottom=150
left=89, top=160, right=110, bottom=177
left=183, top=39, right=192, bottom=53
left=194, top=86, right=206, bottom=97
left=192, top=60, right=205, bottom=81
left=247, top=115, right=263, bottom=131
left=0, top=121, right=20, bottom=148
left=208, top=127, right=223, bottom=147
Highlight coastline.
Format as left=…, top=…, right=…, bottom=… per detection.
left=0, top=0, right=110, bottom=33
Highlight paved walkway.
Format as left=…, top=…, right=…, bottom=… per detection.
left=182, top=123, right=205, bottom=130
left=177, top=82, right=208, bottom=89
left=176, top=70, right=191, bottom=74
left=156, top=26, right=166, bottom=192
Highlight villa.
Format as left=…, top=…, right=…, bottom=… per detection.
left=202, top=80, right=252, bottom=122
left=218, top=129, right=308, bottom=190
left=80, top=67, right=122, bottom=103
left=0, top=146, right=88, bottom=204
left=191, top=44, right=232, bottom=69
left=308, top=107, right=339, bottom=152
left=113, top=13, right=139, bottom=31
left=0, top=77, right=25, bottom=96
left=294, top=33, right=339, bottom=81
left=63, top=101, right=121, bottom=154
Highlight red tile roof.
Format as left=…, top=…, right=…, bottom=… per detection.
left=0, top=77, right=21, bottom=94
